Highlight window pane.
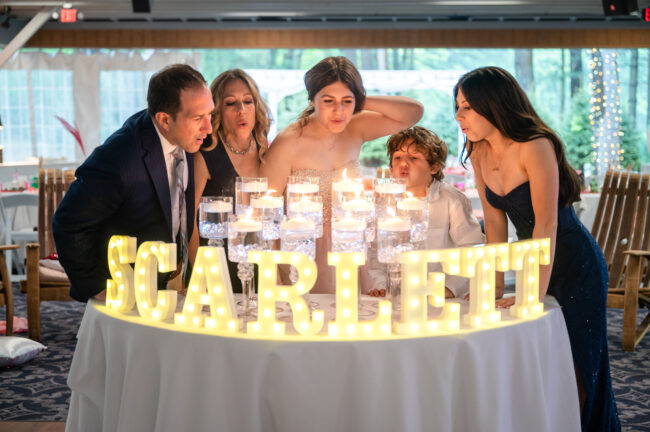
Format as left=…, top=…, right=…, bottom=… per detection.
left=100, top=70, right=153, bottom=142
left=32, top=69, right=76, bottom=161
left=0, top=70, right=32, bottom=162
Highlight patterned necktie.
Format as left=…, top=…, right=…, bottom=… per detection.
left=171, top=146, right=188, bottom=278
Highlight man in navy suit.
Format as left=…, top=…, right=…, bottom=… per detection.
left=53, top=64, right=214, bottom=302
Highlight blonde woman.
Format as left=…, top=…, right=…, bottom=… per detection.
left=189, top=69, right=272, bottom=292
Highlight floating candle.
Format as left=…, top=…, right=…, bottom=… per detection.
left=231, top=219, right=262, bottom=232
left=375, top=182, right=406, bottom=194
left=205, top=200, right=233, bottom=213
left=281, top=216, right=316, bottom=232
left=341, top=198, right=375, bottom=212
left=251, top=195, right=283, bottom=209
left=241, top=181, right=268, bottom=193
left=332, top=178, right=364, bottom=193
left=378, top=217, right=410, bottom=231
left=287, top=183, right=319, bottom=194
left=288, top=199, right=322, bottom=213
left=332, top=217, right=365, bottom=231
left=397, top=196, right=426, bottom=211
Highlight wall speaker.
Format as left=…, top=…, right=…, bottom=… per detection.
left=601, top=0, right=639, bottom=16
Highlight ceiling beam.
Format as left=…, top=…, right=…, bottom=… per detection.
left=0, top=8, right=55, bottom=68
left=25, top=28, right=650, bottom=49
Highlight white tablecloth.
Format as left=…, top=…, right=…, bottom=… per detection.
left=66, top=295, right=580, bottom=432
left=574, top=192, right=601, bottom=232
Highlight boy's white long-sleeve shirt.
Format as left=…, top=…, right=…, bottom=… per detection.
left=367, top=180, right=486, bottom=298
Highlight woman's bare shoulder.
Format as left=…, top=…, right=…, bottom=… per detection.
left=264, top=123, right=303, bottom=162
left=519, top=136, right=555, bottom=161
left=269, top=123, right=296, bottom=146
left=524, top=136, right=553, bottom=148
left=276, top=121, right=307, bottom=143
left=467, top=141, right=488, bottom=163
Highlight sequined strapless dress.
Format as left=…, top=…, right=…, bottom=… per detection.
left=486, top=181, right=620, bottom=432
left=292, top=160, right=361, bottom=293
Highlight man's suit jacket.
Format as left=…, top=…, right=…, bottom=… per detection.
left=53, top=110, right=195, bottom=302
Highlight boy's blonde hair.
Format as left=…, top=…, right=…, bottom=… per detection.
left=387, top=126, right=447, bottom=181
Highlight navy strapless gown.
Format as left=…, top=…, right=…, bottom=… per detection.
left=486, top=182, right=620, bottom=432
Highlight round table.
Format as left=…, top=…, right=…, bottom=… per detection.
left=65, top=294, right=580, bottom=432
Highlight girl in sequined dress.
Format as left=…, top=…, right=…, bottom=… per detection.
left=261, top=56, right=423, bottom=293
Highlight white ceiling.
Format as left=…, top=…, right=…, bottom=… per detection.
left=0, top=0, right=645, bottom=29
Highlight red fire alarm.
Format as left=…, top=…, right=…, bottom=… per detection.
left=60, top=8, right=77, bottom=23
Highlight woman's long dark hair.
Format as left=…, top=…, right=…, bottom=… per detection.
left=454, top=66, right=580, bottom=206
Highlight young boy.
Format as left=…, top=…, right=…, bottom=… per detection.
left=368, top=126, right=485, bottom=298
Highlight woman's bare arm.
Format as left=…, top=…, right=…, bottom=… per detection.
left=470, top=149, right=508, bottom=298
left=259, top=132, right=296, bottom=196
left=349, top=96, right=423, bottom=142
left=522, top=138, right=559, bottom=300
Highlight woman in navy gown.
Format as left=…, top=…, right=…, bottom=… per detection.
left=454, top=66, right=619, bottom=431
left=188, top=69, right=272, bottom=292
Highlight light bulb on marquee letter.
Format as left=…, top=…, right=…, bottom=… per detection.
left=174, top=246, right=240, bottom=332
left=247, top=250, right=324, bottom=336
left=134, top=241, right=177, bottom=321
left=394, top=249, right=461, bottom=335
left=328, top=252, right=392, bottom=338
left=510, top=239, right=550, bottom=319
left=460, top=244, right=509, bottom=328
left=106, top=235, right=136, bottom=312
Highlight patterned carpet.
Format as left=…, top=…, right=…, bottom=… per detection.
left=1, top=283, right=649, bottom=430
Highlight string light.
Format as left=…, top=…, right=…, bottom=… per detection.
left=589, top=48, right=622, bottom=175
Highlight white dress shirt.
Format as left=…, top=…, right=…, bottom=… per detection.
left=153, top=123, right=188, bottom=238
left=368, top=179, right=486, bottom=298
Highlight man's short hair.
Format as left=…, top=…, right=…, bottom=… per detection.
left=147, top=64, right=207, bottom=119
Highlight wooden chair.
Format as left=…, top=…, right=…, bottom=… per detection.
left=591, top=170, right=650, bottom=351
left=0, top=245, right=19, bottom=335
left=19, top=168, right=75, bottom=341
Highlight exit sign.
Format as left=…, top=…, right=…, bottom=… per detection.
left=60, top=8, right=77, bottom=23
left=644, top=7, right=650, bottom=21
